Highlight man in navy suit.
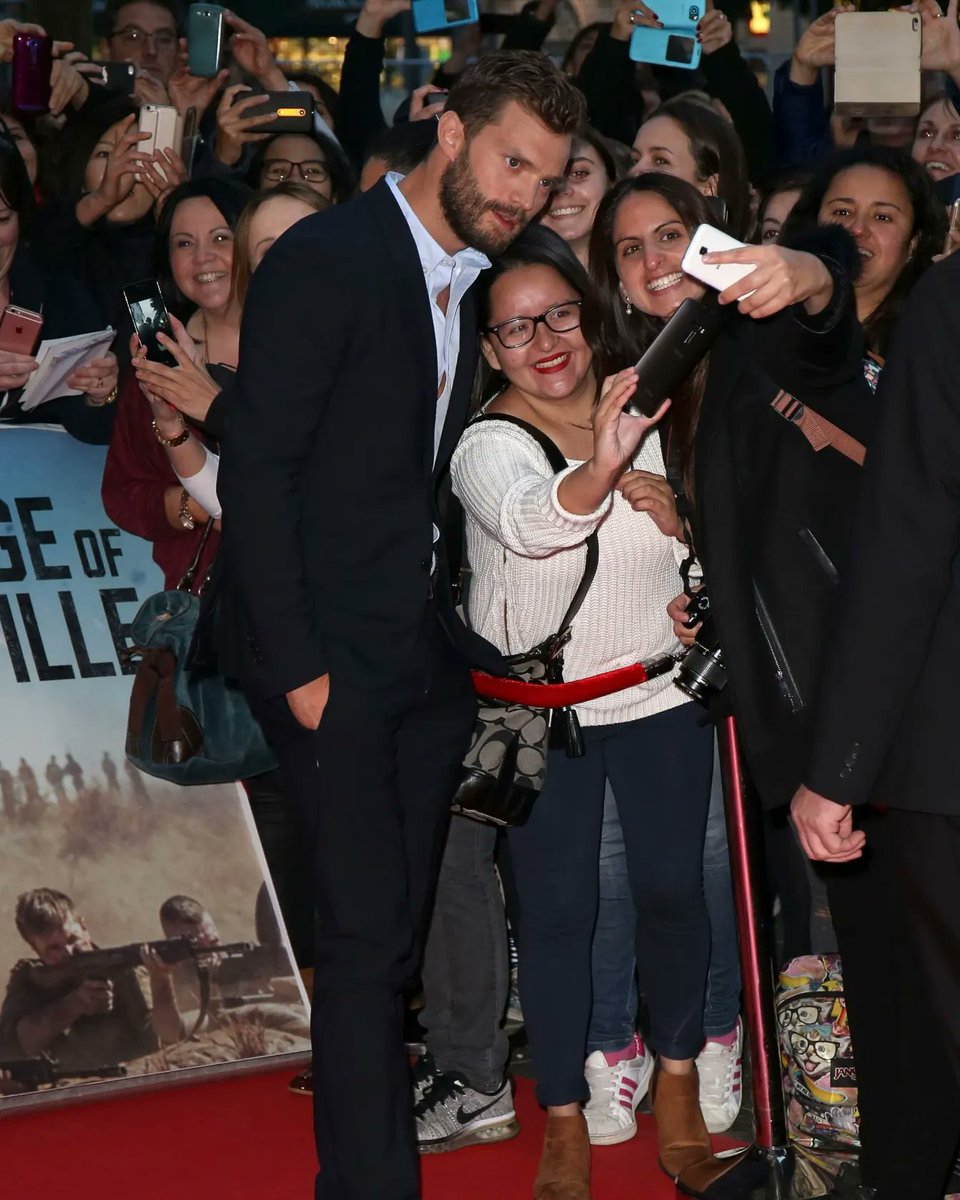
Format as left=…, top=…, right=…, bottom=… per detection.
left=219, top=51, right=584, bottom=1200
left=792, top=253, right=960, bottom=1200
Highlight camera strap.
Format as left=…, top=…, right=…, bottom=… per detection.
left=770, top=390, right=866, bottom=468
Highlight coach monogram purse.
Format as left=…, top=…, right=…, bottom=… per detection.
left=451, top=415, right=598, bottom=828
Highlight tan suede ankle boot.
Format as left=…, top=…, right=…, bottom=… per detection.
left=533, top=1112, right=590, bottom=1200
left=650, top=1064, right=713, bottom=1180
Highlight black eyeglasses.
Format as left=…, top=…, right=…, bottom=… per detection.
left=262, top=160, right=330, bottom=185
left=485, top=300, right=582, bottom=350
left=110, top=25, right=179, bottom=51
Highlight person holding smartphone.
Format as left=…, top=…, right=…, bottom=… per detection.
left=589, top=162, right=942, bottom=1194
left=444, top=225, right=723, bottom=1193
left=0, top=142, right=118, bottom=443
left=101, top=177, right=249, bottom=589
left=34, top=96, right=189, bottom=373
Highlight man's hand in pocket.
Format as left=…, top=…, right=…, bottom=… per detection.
left=286, top=675, right=330, bottom=730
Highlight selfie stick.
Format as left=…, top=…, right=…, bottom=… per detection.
left=674, top=716, right=795, bottom=1199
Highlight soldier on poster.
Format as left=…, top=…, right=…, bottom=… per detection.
left=0, top=889, right=159, bottom=1074
left=125, top=759, right=150, bottom=806
left=62, top=754, right=84, bottom=796
left=101, top=753, right=120, bottom=794
left=17, top=760, right=41, bottom=823
left=0, top=763, right=16, bottom=821
left=44, top=758, right=67, bottom=806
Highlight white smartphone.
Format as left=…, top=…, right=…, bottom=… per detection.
left=681, top=224, right=756, bottom=295
left=138, top=103, right=183, bottom=159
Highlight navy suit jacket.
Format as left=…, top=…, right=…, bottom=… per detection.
left=216, top=180, right=504, bottom=697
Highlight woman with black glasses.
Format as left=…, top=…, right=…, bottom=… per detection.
left=449, top=225, right=717, bottom=1199
left=251, top=130, right=355, bottom=205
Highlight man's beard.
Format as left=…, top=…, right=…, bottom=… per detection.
left=439, top=149, right=527, bottom=257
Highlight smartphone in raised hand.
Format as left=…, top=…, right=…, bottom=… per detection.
left=138, top=104, right=183, bottom=159
left=123, top=279, right=178, bottom=367
left=681, top=224, right=756, bottom=294
left=627, top=297, right=727, bottom=417
left=12, top=33, right=52, bottom=115
left=188, top=3, right=227, bottom=78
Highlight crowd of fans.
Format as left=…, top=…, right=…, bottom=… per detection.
left=6, top=1, right=960, bottom=1198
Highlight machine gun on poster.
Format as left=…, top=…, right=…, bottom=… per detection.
left=0, top=1052, right=127, bottom=1089
left=27, top=938, right=257, bottom=988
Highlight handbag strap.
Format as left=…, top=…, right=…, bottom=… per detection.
left=176, top=518, right=215, bottom=594
left=472, top=413, right=600, bottom=641
left=770, top=390, right=866, bottom=468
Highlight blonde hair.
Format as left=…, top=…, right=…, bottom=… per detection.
left=232, top=182, right=330, bottom=307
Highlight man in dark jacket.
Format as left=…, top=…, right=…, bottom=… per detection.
left=218, top=51, right=583, bottom=1200
left=792, top=252, right=960, bottom=1200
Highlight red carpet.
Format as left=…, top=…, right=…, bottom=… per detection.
left=0, top=1067, right=742, bottom=1199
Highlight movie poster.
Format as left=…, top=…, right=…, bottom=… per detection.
left=0, top=426, right=310, bottom=1111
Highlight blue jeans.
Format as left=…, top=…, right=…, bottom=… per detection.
left=587, top=737, right=742, bottom=1051
left=510, top=703, right=712, bottom=1107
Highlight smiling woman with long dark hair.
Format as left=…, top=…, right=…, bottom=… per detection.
left=587, top=165, right=939, bottom=1193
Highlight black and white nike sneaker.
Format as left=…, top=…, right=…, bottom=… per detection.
left=415, top=1070, right=518, bottom=1153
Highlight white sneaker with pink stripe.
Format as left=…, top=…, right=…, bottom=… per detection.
left=582, top=1036, right=654, bottom=1146
left=696, top=1018, right=744, bottom=1133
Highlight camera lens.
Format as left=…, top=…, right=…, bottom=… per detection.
left=676, top=643, right=727, bottom=702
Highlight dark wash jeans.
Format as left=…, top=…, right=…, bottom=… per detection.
left=508, top=702, right=713, bottom=1107
left=587, top=742, right=742, bottom=1053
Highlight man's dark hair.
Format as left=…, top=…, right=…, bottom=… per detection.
left=364, top=120, right=437, bottom=177
left=16, top=889, right=79, bottom=941
left=159, top=895, right=207, bottom=927
left=445, top=50, right=586, bottom=141
left=105, top=0, right=183, bottom=34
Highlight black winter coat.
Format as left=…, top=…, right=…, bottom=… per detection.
left=692, top=226, right=873, bottom=809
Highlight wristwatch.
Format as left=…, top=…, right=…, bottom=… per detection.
left=178, top=487, right=196, bottom=530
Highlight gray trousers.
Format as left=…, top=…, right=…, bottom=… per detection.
left=419, top=813, right=510, bottom=1092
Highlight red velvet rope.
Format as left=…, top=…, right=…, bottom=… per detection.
left=471, top=655, right=677, bottom=708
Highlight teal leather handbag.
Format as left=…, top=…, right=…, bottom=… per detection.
left=123, top=522, right=276, bottom=785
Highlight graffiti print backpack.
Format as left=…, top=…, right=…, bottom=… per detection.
left=777, top=953, right=860, bottom=1154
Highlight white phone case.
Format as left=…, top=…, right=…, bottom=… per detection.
left=681, top=224, right=756, bottom=295
left=138, top=104, right=183, bottom=159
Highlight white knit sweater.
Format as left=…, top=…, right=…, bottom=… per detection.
left=450, top=419, right=692, bottom=727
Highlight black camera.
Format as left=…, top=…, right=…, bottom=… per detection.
left=675, top=588, right=728, bottom=704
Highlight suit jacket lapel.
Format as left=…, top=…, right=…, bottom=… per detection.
left=368, top=180, right=436, bottom=424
